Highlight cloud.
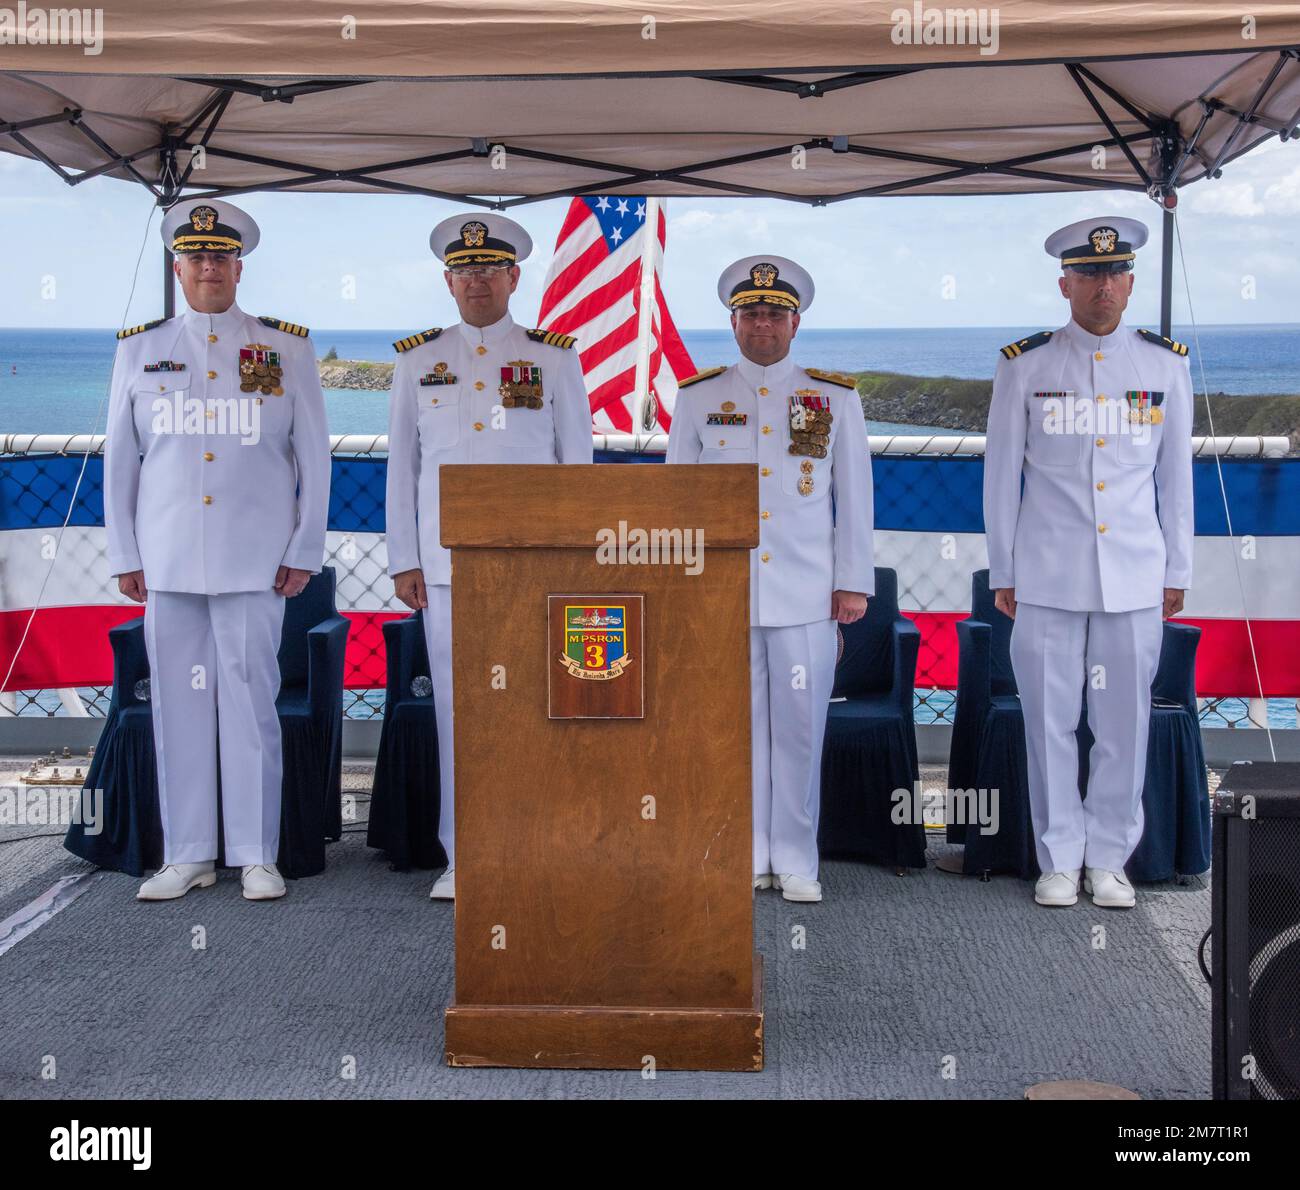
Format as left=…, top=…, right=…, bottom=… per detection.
left=1186, top=181, right=1265, bottom=217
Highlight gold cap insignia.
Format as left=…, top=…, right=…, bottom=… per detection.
left=189, top=205, right=217, bottom=233
left=1090, top=226, right=1118, bottom=254
left=461, top=221, right=488, bottom=248
left=751, top=262, right=778, bottom=288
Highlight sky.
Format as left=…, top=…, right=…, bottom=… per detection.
left=2, top=133, right=1299, bottom=332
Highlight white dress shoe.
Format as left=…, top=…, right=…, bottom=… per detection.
left=774, top=873, right=822, bottom=902
left=1085, top=867, right=1136, bottom=909
left=430, top=867, right=456, bottom=900
left=1034, top=869, right=1081, bottom=907
left=753, top=872, right=773, bottom=891
left=240, top=863, right=286, bottom=901
left=137, top=862, right=216, bottom=901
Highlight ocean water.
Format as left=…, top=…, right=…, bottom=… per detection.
left=0, top=324, right=1295, bottom=437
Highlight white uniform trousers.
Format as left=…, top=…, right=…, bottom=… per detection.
left=142, top=589, right=285, bottom=866
left=421, top=583, right=456, bottom=865
left=1009, top=602, right=1163, bottom=874
left=750, top=619, right=839, bottom=880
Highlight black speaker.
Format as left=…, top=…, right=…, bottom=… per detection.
left=1211, top=761, right=1300, bottom=1100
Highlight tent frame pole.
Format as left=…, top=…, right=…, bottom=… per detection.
left=1160, top=206, right=1174, bottom=339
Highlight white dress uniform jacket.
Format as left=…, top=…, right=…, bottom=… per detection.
left=665, top=355, right=875, bottom=625
left=385, top=312, right=594, bottom=584
left=983, top=317, right=1194, bottom=612
left=104, top=303, right=331, bottom=590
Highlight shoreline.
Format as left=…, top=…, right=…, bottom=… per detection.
left=319, top=360, right=1300, bottom=445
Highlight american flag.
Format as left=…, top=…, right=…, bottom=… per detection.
left=536, top=196, right=695, bottom=435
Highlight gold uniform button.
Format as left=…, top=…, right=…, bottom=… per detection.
left=761, top=511, right=771, bottom=520
left=208, top=334, right=218, bottom=343
left=761, top=552, right=771, bottom=563
left=255, top=397, right=263, bottom=405
left=1096, top=437, right=1105, bottom=447
left=206, top=410, right=216, bottom=419
left=203, top=495, right=213, bottom=505
left=1096, top=481, right=1105, bottom=491
left=473, top=422, right=484, bottom=432
left=758, top=386, right=769, bottom=396
left=760, top=467, right=771, bottom=477
left=203, top=451, right=214, bottom=462
left=761, top=426, right=771, bottom=435
left=1096, top=394, right=1106, bottom=403
left=475, top=345, right=487, bottom=356
left=1098, top=523, right=1107, bottom=533
left=207, top=370, right=217, bottom=380
left=1094, top=351, right=1104, bottom=361
left=474, top=381, right=485, bottom=391
left=430, top=398, right=438, bottom=405
left=718, top=439, right=726, bottom=446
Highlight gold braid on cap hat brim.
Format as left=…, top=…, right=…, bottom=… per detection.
left=172, top=234, right=242, bottom=252
left=729, top=290, right=800, bottom=310
left=445, top=247, right=517, bottom=265
left=1059, top=251, right=1135, bottom=266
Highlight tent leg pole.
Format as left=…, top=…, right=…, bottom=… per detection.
left=1160, top=206, right=1173, bottom=339
left=163, top=246, right=175, bottom=319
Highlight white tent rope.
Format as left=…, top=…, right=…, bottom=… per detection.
left=1172, top=207, right=1277, bottom=760
left=0, top=201, right=159, bottom=708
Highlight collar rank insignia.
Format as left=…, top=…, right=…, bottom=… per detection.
left=1125, top=391, right=1165, bottom=424
left=789, top=389, right=832, bottom=457
left=239, top=345, right=283, bottom=396
left=143, top=360, right=186, bottom=373
left=499, top=360, right=543, bottom=409
left=707, top=412, right=748, bottom=426
left=420, top=361, right=456, bottom=386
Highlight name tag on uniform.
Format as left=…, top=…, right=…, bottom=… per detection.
left=144, top=360, right=186, bottom=372
left=1032, top=391, right=1071, bottom=399
left=707, top=413, right=748, bottom=425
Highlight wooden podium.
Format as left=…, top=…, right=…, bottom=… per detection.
left=440, top=463, right=763, bottom=1071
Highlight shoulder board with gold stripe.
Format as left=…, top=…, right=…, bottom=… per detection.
left=116, top=318, right=168, bottom=340
left=258, top=316, right=310, bottom=338
left=677, top=366, right=727, bottom=389
left=1137, top=328, right=1189, bottom=356
left=525, top=328, right=577, bottom=349
left=392, top=327, right=443, bottom=353
left=999, top=330, right=1053, bottom=360
left=805, top=367, right=858, bottom=390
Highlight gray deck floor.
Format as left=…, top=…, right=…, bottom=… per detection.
left=0, top=761, right=1213, bottom=1100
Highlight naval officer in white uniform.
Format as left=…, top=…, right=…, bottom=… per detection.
left=667, top=257, right=875, bottom=902
left=386, top=213, right=594, bottom=900
left=105, top=198, right=331, bottom=902
left=983, top=216, right=1194, bottom=910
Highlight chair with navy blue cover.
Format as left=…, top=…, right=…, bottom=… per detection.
left=64, top=567, right=350, bottom=879
left=366, top=610, right=446, bottom=870
left=946, top=568, right=1211, bottom=880
left=818, top=567, right=927, bottom=869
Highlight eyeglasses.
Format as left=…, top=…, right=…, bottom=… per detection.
left=449, top=264, right=513, bottom=279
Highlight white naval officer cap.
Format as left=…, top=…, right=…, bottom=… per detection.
left=1044, top=216, right=1148, bottom=272
left=160, top=198, right=260, bottom=256
left=717, top=255, right=815, bottom=314
left=431, top=212, right=533, bottom=267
